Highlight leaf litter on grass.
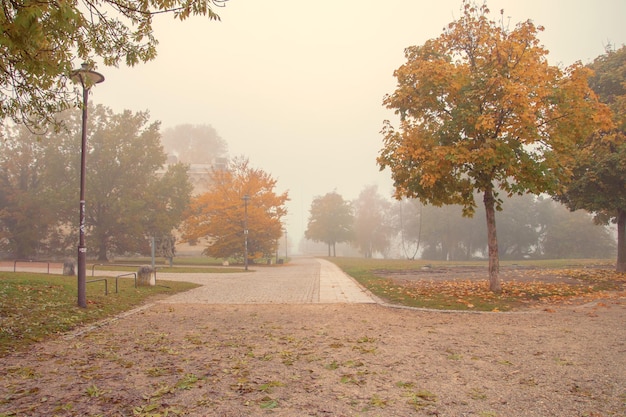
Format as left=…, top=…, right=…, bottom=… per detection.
left=378, top=268, right=626, bottom=311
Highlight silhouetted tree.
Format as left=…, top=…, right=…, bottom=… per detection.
left=495, top=194, right=542, bottom=259
left=353, top=185, right=393, bottom=258
left=161, top=124, right=228, bottom=165
left=305, top=191, right=354, bottom=257
left=0, top=125, right=60, bottom=258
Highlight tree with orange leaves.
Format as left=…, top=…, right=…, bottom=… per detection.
left=378, top=1, right=611, bottom=291
left=181, top=157, right=289, bottom=263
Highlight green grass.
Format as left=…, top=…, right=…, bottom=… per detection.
left=89, top=263, right=246, bottom=274
left=117, top=256, right=225, bottom=266
left=327, top=257, right=624, bottom=311
left=117, top=255, right=286, bottom=269
left=0, top=272, right=199, bottom=357
left=327, top=257, right=614, bottom=272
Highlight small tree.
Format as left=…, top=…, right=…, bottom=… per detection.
left=305, top=191, right=354, bottom=257
left=419, top=202, right=484, bottom=261
left=495, top=194, right=541, bottom=259
left=378, top=1, right=610, bottom=291
left=181, top=157, right=288, bottom=262
left=353, top=185, right=393, bottom=258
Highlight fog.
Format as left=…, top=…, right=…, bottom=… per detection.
left=90, top=0, right=626, bottom=249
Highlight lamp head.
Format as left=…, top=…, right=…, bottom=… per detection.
left=71, top=63, right=105, bottom=89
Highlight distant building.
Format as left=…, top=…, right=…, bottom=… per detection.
left=157, top=155, right=230, bottom=194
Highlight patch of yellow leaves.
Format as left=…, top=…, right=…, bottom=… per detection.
left=381, top=268, right=626, bottom=311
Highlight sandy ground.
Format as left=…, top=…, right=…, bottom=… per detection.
left=1, top=298, right=625, bottom=416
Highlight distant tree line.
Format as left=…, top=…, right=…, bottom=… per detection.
left=304, top=187, right=616, bottom=261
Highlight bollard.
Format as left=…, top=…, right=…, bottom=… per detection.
left=137, top=266, right=155, bottom=287
left=63, top=259, right=76, bottom=276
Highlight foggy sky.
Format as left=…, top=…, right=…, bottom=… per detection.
left=90, top=0, right=626, bottom=250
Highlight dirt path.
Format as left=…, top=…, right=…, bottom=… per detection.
left=1, top=299, right=624, bottom=416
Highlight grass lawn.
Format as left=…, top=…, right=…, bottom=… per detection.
left=0, top=272, right=199, bottom=357
left=328, top=257, right=626, bottom=312
left=89, top=264, right=246, bottom=274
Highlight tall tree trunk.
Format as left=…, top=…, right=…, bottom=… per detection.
left=327, top=243, right=331, bottom=257
left=617, top=209, right=626, bottom=273
left=97, top=235, right=109, bottom=262
left=98, top=244, right=108, bottom=262
left=483, top=188, right=502, bottom=292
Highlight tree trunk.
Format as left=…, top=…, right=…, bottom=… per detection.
left=98, top=242, right=108, bottom=262
left=483, top=188, right=502, bottom=292
left=63, top=258, right=76, bottom=276
left=327, top=243, right=331, bottom=257
left=617, top=209, right=626, bottom=273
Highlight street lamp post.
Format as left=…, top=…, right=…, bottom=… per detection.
left=71, top=63, right=104, bottom=308
left=242, top=195, right=250, bottom=271
left=284, top=228, right=288, bottom=260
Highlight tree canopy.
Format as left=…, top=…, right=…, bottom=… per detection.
left=352, top=185, right=393, bottom=258
left=78, top=106, right=192, bottom=260
left=161, top=124, right=228, bottom=165
left=305, top=191, right=354, bottom=257
left=181, top=157, right=289, bottom=262
left=0, top=126, right=59, bottom=258
left=0, top=105, right=192, bottom=260
left=554, top=45, right=626, bottom=271
left=377, top=1, right=611, bottom=291
left=1, top=0, right=227, bottom=129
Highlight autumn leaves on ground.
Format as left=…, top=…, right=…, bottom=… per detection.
left=1, top=294, right=625, bottom=416
left=333, top=257, right=626, bottom=311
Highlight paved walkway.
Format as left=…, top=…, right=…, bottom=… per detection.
left=158, top=257, right=376, bottom=304
left=3, top=257, right=377, bottom=304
